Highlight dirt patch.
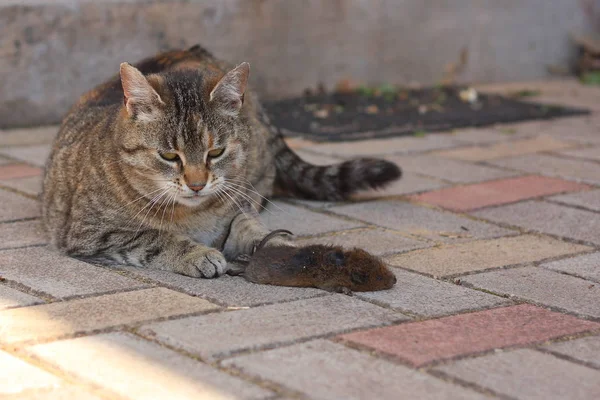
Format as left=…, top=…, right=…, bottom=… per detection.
left=264, top=86, right=589, bottom=142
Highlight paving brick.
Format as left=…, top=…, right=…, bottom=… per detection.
left=29, top=332, right=272, bottom=400
left=138, top=294, right=404, bottom=361
left=474, top=200, right=600, bottom=245
left=558, top=146, right=600, bottom=162
left=0, top=189, right=40, bottom=222
left=409, top=175, right=589, bottom=212
left=434, top=349, right=600, bottom=400
left=461, top=266, right=600, bottom=318
left=1, top=387, right=104, bottom=400
left=386, top=234, right=588, bottom=277
left=357, top=269, right=510, bottom=317
left=451, top=127, right=512, bottom=144
left=489, top=154, right=600, bottom=185
left=305, top=134, right=461, bottom=157
left=433, top=136, right=577, bottom=162
left=0, top=288, right=218, bottom=344
left=260, top=201, right=363, bottom=236
left=330, top=200, right=513, bottom=243
left=549, top=189, right=600, bottom=212
left=294, top=148, right=343, bottom=165
left=0, top=163, right=42, bottom=180
left=0, top=247, right=147, bottom=299
left=0, top=126, right=58, bottom=147
left=0, top=145, right=51, bottom=167
left=295, top=228, right=431, bottom=256
left=338, top=304, right=599, bottom=367
left=0, top=350, right=61, bottom=395
left=119, top=266, right=324, bottom=307
left=0, top=285, right=43, bottom=310
left=386, top=154, right=518, bottom=184
left=352, top=172, right=448, bottom=199
left=223, top=340, right=486, bottom=400
left=0, top=220, right=47, bottom=249
left=544, top=335, right=600, bottom=369
left=542, top=252, right=600, bottom=283
left=1, top=176, right=43, bottom=196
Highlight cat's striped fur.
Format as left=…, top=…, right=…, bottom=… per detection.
left=42, top=45, right=401, bottom=277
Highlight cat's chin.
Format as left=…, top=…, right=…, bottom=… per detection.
left=176, top=195, right=211, bottom=207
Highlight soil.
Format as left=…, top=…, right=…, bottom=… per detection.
left=263, top=86, right=589, bottom=142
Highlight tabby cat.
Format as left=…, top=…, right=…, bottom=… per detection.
left=42, top=45, right=401, bottom=278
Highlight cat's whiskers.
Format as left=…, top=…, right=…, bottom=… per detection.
left=133, top=188, right=172, bottom=236
left=115, top=186, right=168, bottom=212
left=126, top=187, right=171, bottom=230
left=218, top=186, right=249, bottom=217
left=221, top=182, right=275, bottom=215
left=225, top=179, right=288, bottom=215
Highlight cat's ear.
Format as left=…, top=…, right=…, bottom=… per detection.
left=209, top=62, right=250, bottom=116
left=120, top=63, right=164, bottom=122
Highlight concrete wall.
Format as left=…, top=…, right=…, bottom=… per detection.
left=0, top=0, right=591, bottom=128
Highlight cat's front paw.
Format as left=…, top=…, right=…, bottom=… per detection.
left=182, top=248, right=228, bottom=278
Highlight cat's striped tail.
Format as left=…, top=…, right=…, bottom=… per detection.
left=270, top=134, right=402, bottom=201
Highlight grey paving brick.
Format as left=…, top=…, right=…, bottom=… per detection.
left=0, top=145, right=51, bottom=167
left=549, top=189, right=600, bottom=212
left=461, top=266, right=600, bottom=318
left=557, top=146, right=600, bottom=162
left=260, top=201, right=363, bottom=236
left=0, top=219, right=46, bottom=249
left=0, top=247, right=146, bottom=299
left=451, top=128, right=512, bottom=144
left=331, top=200, right=513, bottom=243
left=435, top=349, right=600, bottom=400
left=0, top=126, right=58, bottom=147
left=0, top=285, right=43, bottom=310
left=139, top=294, right=404, bottom=361
left=0, top=350, right=61, bottom=395
left=295, top=228, right=431, bottom=256
left=544, top=335, right=600, bottom=369
left=541, top=252, right=600, bottom=283
left=0, top=189, right=40, bottom=222
left=223, top=340, right=486, bottom=400
left=0, top=288, right=219, bottom=344
left=0, top=176, right=42, bottom=196
left=358, top=269, right=511, bottom=317
left=118, top=266, right=324, bottom=307
left=305, top=134, right=461, bottom=158
left=29, top=332, right=272, bottom=400
left=352, top=172, right=448, bottom=199
left=0, top=387, right=104, bottom=400
left=474, top=200, right=600, bottom=245
left=386, top=154, right=518, bottom=184
left=489, top=154, right=600, bottom=185
left=294, top=148, right=343, bottom=165
left=434, top=136, right=577, bottom=162
left=386, top=235, right=589, bottom=278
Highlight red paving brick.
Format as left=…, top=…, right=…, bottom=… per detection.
left=338, top=304, right=600, bottom=367
left=409, top=175, right=589, bottom=212
left=0, top=163, right=43, bottom=180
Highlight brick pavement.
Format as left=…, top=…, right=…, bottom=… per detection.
left=1, top=82, right=600, bottom=399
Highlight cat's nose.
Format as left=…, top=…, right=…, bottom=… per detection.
left=187, top=183, right=206, bottom=192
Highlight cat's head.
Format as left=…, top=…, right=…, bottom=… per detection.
left=116, top=62, right=251, bottom=207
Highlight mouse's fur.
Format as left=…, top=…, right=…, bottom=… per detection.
left=241, top=244, right=397, bottom=293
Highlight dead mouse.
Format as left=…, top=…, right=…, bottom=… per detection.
left=231, top=230, right=397, bottom=293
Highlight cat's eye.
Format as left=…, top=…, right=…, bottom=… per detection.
left=160, top=152, right=179, bottom=161
left=207, top=148, right=225, bottom=158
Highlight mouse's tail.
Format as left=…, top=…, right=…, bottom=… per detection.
left=265, top=118, right=401, bottom=201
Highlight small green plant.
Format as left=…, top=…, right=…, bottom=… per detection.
left=581, top=71, right=600, bottom=85
left=509, top=89, right=541, bottom=98
left=413, top=130, right=427, bottom=137
left=499, top=127, right=517, bottom=135
left=356, top=86, right=376, bottom=97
